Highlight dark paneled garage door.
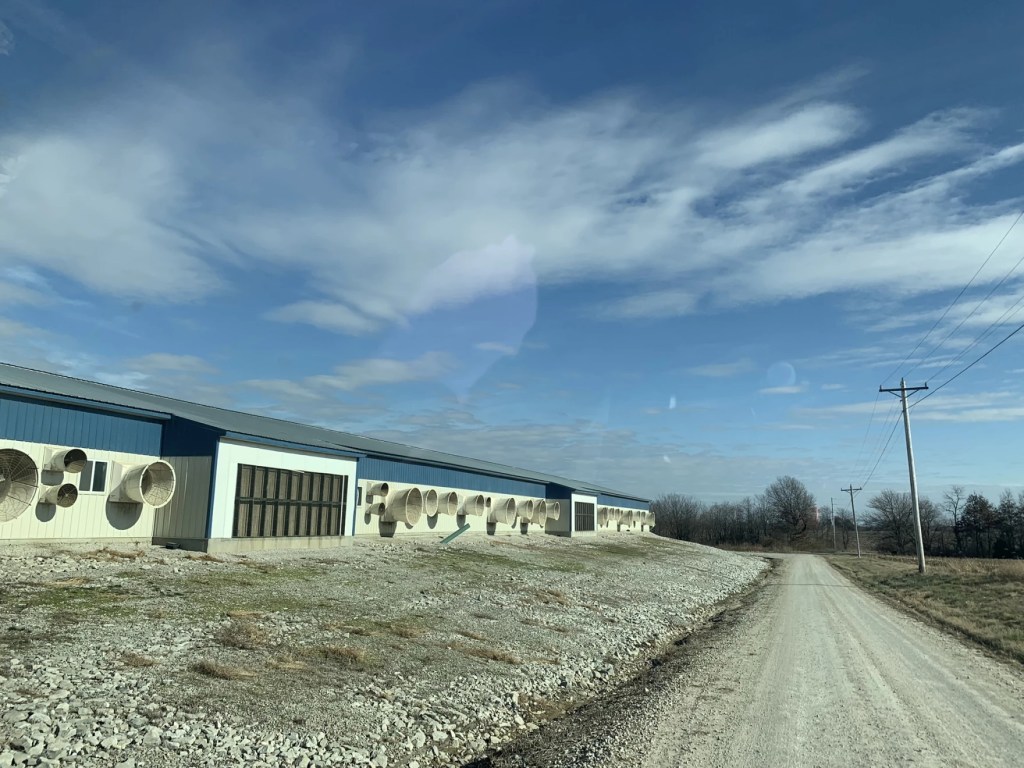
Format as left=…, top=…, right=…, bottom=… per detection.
left=574, top=500, right=595, bottom=532
left=233, top=464, right=347, bottom=538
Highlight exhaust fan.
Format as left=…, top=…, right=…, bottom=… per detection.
left=47, top=448, right=88, bottom=473
left=109, top=461, right=176, bottom=507
left=0, top=449, right=39, bottom=522
left=40, top=483, right=78, bottom=508
left=383, top=488, right=423, bottom=526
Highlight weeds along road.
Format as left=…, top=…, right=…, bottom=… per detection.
left=488, top=554, right=1024, bottom=768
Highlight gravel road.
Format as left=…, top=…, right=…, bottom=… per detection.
left=491, top=554, right=1024, bottom=768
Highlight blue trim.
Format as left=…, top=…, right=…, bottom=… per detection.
left=360, top=456, right=545, bottom=497
left=222, top=432, right=364, bottom=459
left=204, top=440, right=220, bottom=540
left=0, top=394, right=164, bottom=455
left=597, top=493, right=650, bottom=510
left=0, top=384, right=170, bottom=421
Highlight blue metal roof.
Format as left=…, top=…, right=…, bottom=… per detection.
left=0, top=362, right=650, bottom=503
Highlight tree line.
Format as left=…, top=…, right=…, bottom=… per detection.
left=651, top=478, right=1024, bottom=559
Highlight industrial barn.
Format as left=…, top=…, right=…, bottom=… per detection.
left=0, top=363, right=651, bottom=552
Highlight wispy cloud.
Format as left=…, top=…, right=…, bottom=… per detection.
left=3, top=39, right=1020, bottom=336
left=759, top=383, right=809, bottom=395
left=821, top=383, right=846, bottom=391
left=475, top=341, right=518, bottom=355
left=308, top=352, right=452, bottom=392
left=686, top=358, right=756, bottom=378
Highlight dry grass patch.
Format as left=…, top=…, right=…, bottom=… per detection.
left=93, top=547, right=146, bottom=561
left=828, top=555, right=1024, bottom=666
left=43, top=577, right=91, bottom=588
left=215, top=618, right=269, bottom=650
left=533, top=588, right=571, bottom=606
left=193, top=660, right=256, bottom=680
left=322, top=621, right=371, bottom=635
left=226, top=610, right=263, bottom=619
left=121, top=651, right=157, bottom=668
left=470, top=610, right=498, bottom=621
left=388, top=624, right=425, bottom=639
left=457, top=629, right=487, bottom=641
left=309, top=645, right=370, bottom=667
left=270, top=655, right=310, bottom=672
left=187, top=553, right=225, bottom=563
left=452, top=642, right=521, bottom=665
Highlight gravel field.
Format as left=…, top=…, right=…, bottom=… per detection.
left=0, top=533, right=766, bottom=767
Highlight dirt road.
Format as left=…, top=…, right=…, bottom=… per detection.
left=486, top=554, right=1024, bottom=767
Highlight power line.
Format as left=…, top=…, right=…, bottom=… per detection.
left=857, top=399, right=900, bottom=479
left=911, top=316, right=1024, bottom=408
left=850, top=390, right=882, bottom=478
left=903, top=211, right=1024, bottom=380
left=917, top=282, right=1024, bottom=385
left=860, top=410, right=903, bottom=490
left=881, top=208, right=1024, bottom=386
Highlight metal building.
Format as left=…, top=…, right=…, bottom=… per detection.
left=0, top=363, right=651, bottom=551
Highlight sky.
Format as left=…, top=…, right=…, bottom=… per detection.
left=1, top=0, right=1024, bottom=511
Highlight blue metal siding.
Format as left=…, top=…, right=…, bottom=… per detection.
left=597, top=493, right=650, bottom=510
left=0, top=394, right=163, bottom=455
left=360, top=457, right=546, bottom=497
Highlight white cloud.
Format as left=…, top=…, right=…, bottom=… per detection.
left=686, top=358, right=756, bottom=378
left=2, top=38, right=1022, bottom=336
left=821, top=383, right=845, bottom=391
left=309, top=352, right=452, bottom=392
left=475, top=341, right=518, bottom=355
left=759, top=383, right=808, bottom=395
left=0, top=20, right=12, bottom=56
left=123, top=353, right=217, bottom=374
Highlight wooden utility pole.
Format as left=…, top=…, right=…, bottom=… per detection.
left=842, top=485, right=862, bottom=557
left=831, top=497, right=836, bottom=551
left=881, top=378, right=929, bottom=574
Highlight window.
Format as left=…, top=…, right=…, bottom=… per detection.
left=233, top=464, right=348, bottom=538
left=78, top=461, right=109, bottom=493
left=574, top=500, right=595, bottom=532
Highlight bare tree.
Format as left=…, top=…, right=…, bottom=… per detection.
left=650, top=494, right=705, bottom=541
left=943, top=485, right=966, bottom=555
left=763, top=476, right=816, bottom=541
left=866, top=490, right=915, bottom=554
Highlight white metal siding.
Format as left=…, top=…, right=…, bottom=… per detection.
left=0, top=438, right=163, bottom=541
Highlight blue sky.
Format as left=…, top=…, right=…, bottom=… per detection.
left=2, top=0, right=1024, bottom=510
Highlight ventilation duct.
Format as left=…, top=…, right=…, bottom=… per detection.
left=436, top=491, right=460, bottom=516
left=366, top=482, right=390, bottom=500
left=489, top=497, right=517, bottom=525
left=531, top=500, right=547, bottom=524
left=41, top=483, right=78, bottom=508
left=384, top=488, right=423, bottom=526
left=0, top=449, right=38, bottom=522
left=366, top=501, right=387, bottom=516
left=109, top=461, right=176, bottom=507
left=598, top=507, right=610, bottom=526
left=423, top=488, right=439, bottom=517
left=46, top=448, right=88, bottom=474
left=519, top=499, right=535, bottom=524
left=461, top=494, right=486, bottom=516
left=545, top=501, right=561, bottom=520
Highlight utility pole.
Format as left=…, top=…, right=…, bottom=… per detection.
left=881, top=378, right=929, bottom=574
left=842, top=485, right=862, bottom=557
left=831, top=497, right=836, bottom=551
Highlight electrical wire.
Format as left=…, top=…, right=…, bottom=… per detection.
left=850, top=390, right=882, bottom=479
left=910, top=316, right=1024, bottom=409
left=880, top=209, right=1024, bottom=387
left=860, top=410, right=904, bottom=491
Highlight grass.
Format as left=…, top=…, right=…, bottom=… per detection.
left=532, top=588, right=571, bottom=606
left=314, top=645, right=370, bottom=666
left=193, top=660, right=256, bottom=680
left=121, top=651, right=157, bottom=668
left=451, top=642, right=521, bottom=665
left=215, top=618, right=270, bottom=650
left=457, top=629, right=487, bottom=641
left=828, top=555, right=1024, bottom=666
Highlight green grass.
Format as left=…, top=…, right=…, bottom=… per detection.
left=828, top=555, right=1024, bottom=666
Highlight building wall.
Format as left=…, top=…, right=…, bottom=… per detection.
left=359, top=457, right=546, bottom=498
left=0, top=437, right=164, bottom=542
left=208, top=438, right=358, bottom=545
left=596, top=493, right=650, bottom=511
left=154, top=418, right=221, bottom=542
left=353, top=478, right=548, bottom=538
left=0, top=394, right=163, bottom=454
